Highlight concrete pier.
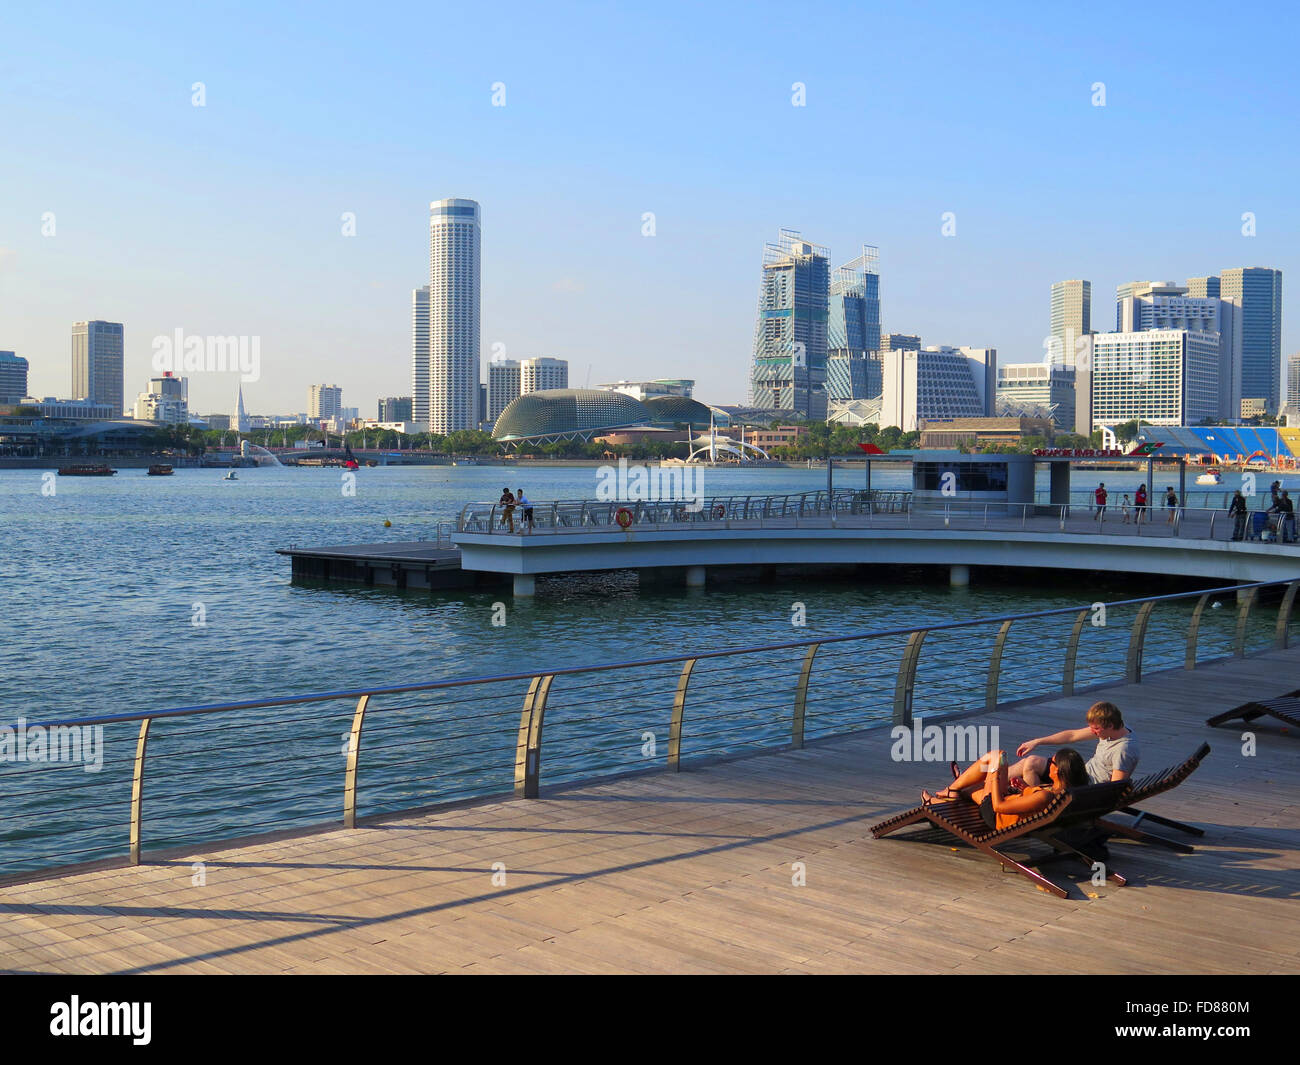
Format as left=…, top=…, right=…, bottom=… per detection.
left=685, top=565, right=706, bottom=588
left=950, top=564, right=970, bottom=587
left=513, top=574, right=536, bottom=597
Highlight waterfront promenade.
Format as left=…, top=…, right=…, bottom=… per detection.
left=2, top=650, right=1297, bottom=974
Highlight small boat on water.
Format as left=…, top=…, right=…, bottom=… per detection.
left=57, top=464, right=116, bottom=476
left=222, top=470, right=238, bottom=480
left=1195, top=468, right=1223, bottom=486
left=147, top=464, right=174, bottom=476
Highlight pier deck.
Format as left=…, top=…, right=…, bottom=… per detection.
left=276, top=541, right=498, bottom=589
left=3, top=651, right=1298, bottom=974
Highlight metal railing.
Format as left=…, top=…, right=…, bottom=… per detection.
left=456, top=491, right=1300, bottom=547
left=3, top=578, right=1298, bottom=881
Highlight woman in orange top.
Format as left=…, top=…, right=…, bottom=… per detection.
left=923, top=747, right=1088, bottom=830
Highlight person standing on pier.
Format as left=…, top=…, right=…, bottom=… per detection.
left=1229, top=490, right=1249, bottom=541
left=498, top=487, right=516, bottom=533
left=1280, top=490, right=1295, bottom=543
left=1093, top=482, right=1108, bottom=521
left=1134, top=482, right=1148, bottom=524
left=1121, top=493, right=1132, bottom=524
left=517, top=488, right=534, bottom=533
left=1165, top=486, right=1179, bottom=524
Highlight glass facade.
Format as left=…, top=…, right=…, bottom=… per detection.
left=1221, top=268, right=1282, bottom=413
left=751, top=229, right=829, bottom=419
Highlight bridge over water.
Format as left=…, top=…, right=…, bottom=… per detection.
left=454, top=490, right=1300, bottom=595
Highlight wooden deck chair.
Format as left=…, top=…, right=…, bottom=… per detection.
left=870, top=783, right=1131, bottom=898
left=1096, top=743, right=1212, bottom=850
left=1207, top=696, right=1300, bottom=733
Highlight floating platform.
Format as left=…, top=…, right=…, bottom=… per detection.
left=276, top=541, right=504, bottom=590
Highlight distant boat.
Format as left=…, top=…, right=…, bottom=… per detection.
left=58, top=464, right=116, bottom=476
left=147, top=464, right=174, bottom=476
left=223, top=470, right=238, bottom=480
left=1195, top=468, right=1222, bottom=486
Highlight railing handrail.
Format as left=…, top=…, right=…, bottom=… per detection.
left=16, top=578, right=1292, bottom=731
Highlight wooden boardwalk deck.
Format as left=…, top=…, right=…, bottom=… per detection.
left=3, top=650, right=1298, bottom=974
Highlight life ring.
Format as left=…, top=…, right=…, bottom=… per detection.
left=615, top=506, right=634, bottom=529
left=712, top=504, right=726, bottom=520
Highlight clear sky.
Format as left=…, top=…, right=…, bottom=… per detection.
left=2, top=0, right=1296, bottom=416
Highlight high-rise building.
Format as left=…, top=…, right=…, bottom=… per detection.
left=1114, top=280, right=1240, bottom=420
left=1186, top=276, right=1221, bottom=300
left=750, top=229, right=830, bottom=419
left=309, top=384, right=343, bottom=420
left=422, top=198, right=481, bottom=434
left=1220, top=267, right=1282, bottom=414
left=598, top=380, right=695, bottom=402
left=828, top=246, right=880, bottom=354
left=880, top=333, right=921, bottom=352
left=1288, top=352, right=1300, bottom=412
left=488, top=359, right=521, bottom=424
left=1049, top=280, right=1091, bottom=365
left=0, top=351, right=29, bottom=404
left=411, top=286, right=430, bottom=428
left=996, top=363, right=1076, bottom=430
left=133, top=372, right=189, bottom=424
left=71, top=321, right=124, bottom=414
left=826, top=350, right=879, bottom=401
left=378, top=396, right=413, bottom=422
left=879, top=346, right=996, bottom=432
left=1086, top=330, right=1220, bottom=429
left=521, top=357, right=568, bottom=394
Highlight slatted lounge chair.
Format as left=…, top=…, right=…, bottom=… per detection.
left=870, top=780, right=1132, bottom=898
left=1206, top=696, right=1300, bottom=733
left=1095, top=743, right=1211, bottom=849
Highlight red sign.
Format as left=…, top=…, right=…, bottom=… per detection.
left=1031, top=448, right=1126, bottom=459
left=858, top=442, right=885, bottom=455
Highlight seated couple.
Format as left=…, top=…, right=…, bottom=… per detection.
left=921, top=701, right=1139, bottom=831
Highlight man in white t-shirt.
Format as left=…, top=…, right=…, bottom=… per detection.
left=1009, top=700, right=1139, bottom=787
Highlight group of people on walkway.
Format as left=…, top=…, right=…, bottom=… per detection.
left=1092, top=482, right=1177, bottom=524
left=497, top=487, right=535, bottom=533
left=1229, top=480, right=1296, bottom=542
left=921, top=700, right=1139, bottom=832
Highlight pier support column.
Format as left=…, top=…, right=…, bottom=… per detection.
left=685, top=566, right=706, bottom=588
left=513, top=574, right=536, bottom=597
left=950, top=565, right=970, bottom=588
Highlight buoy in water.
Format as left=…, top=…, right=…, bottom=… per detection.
left=383, top=519, right=392, bottom=528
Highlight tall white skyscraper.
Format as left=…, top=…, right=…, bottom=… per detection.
left=411, top=286, right=430, bottom=428
left=71, top=320, right=125, bottom=414
left=424, top=198, right=481, bottom=434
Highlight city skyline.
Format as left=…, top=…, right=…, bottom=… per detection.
left=1, top=2, right=1297, bottom=415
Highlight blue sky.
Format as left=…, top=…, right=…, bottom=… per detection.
left=1, top=0, right=1296, bottom=416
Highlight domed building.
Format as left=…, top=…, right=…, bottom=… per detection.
left=644, top=395, right=731, bottom=431
left=492, top=389, right=652, bottom=444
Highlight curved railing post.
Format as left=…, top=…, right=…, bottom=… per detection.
left=1185, top=592, right=1211, bottom=669
left=893, top=630, right=927, bottom=725
left=1062, top=607, right=1090, bottom=695
left=986, top=620, right=1013, bottom=711
left=1274, top=579, right=1300, bottom=648
left=343, top=694, right=370, bottom=829
left=667, top=658, right=697, bottom=771
left=1234, top=587, right=1257, bottom=657
left=129, top=717, right=152, bottom=865
left=1126, top=601, right=1156, bottom=683
left=792, top=643, right=820, bottom=748
left=514, top=674, right=554, bottom=798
